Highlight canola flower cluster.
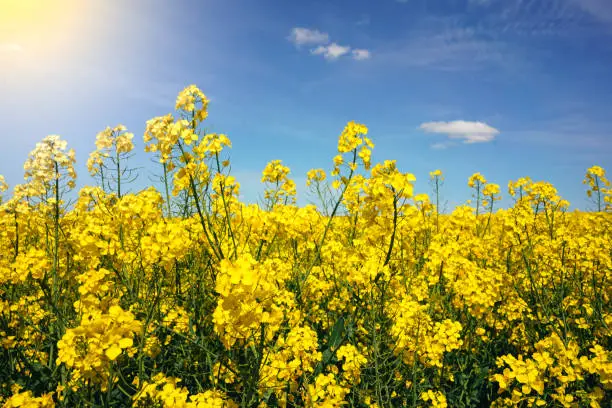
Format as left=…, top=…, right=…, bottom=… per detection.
left=0, top=85, right=610, bottom=407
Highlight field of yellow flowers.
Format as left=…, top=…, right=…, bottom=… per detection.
left=0, top=85, right=610, bottom=407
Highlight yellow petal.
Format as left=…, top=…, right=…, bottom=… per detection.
left=105, top=345, right=122, bottom=361
left=119, top=338, right=133, bottom=348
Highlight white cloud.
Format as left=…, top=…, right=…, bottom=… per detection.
left=352, top=49, right=371, bottom=60
left=0, top=43, right=23, bottom=53
left=288, top=27, right=369, bottom=61
left=420, top=120, right=500, bottom=143
left=311, top=43, right=351, bottom=60
left=288, top=27, right=329, bottom=46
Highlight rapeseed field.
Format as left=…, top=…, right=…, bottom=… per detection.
left=0, top=85, right=610, bottom=407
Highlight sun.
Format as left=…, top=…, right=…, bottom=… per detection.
left=1, top=0, right=70, bottom=34
left=0, top=0, right=86, bottom=58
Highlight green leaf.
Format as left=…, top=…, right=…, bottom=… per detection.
left=328, top=316, right=345, bottom=351
left=313, top=317, right=346, bottom=376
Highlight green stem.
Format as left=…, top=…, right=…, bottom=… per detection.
left=215, top=152, right=238, bottom=259
left=163, top=162, right=172, bottom=217
left=384, top=195, right=399, bottom=266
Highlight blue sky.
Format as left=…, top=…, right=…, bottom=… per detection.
left=1, top=0, right=611, bottom=210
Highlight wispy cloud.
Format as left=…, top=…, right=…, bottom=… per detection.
left=384, top=0, right=609, bottom=74
left=503, top=113, right=612, bottom=151
left=374, top=25, right=511, bottom=71
left=288, top=27, right=371, bottom=61
left=420, top=120, right=500, bottom=144
left=356, top=15, right=371, bottom=26
left=351, top=49, right=371, bottom=60
left=468, top=0, right=612, bottom=37
left=311, top=43, right=351, bottom=60
left=574, top=0, right=612, bottom=26
left=288, top=28, right=329, bottom=47
left=0, top=43, right=23, bottom=53
left=431, top=142, right=452, bottom=149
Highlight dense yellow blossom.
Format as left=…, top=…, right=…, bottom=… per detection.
left=2, top=390, right=55, bottom=408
